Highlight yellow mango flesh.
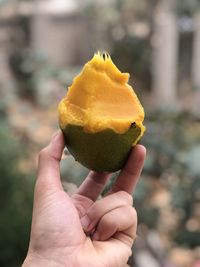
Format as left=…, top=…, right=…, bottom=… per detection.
left=58, top=53, right=145, bottom=172
left=59, top=52, right=145, bottom=136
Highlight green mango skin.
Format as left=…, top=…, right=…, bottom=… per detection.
left=62, top=123, right=141, bottom=173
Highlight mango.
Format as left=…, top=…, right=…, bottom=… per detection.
left=58, top=52, right=145, bottom=172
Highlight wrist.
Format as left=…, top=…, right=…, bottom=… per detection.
left=22, top=254, right=65, bottom=267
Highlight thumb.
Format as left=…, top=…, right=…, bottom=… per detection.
left=36, top=131, right=65, bottom=193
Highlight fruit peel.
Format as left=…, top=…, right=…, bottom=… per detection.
left=62, top=123, right=142, bottom=172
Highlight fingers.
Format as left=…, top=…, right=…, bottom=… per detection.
left=80, top=191, right=137, bottom=246
left=36, top=131, right=65, bottom=193
left=80, top=191, right=133, bottom=232
left=110, top=145, right=146, bottom=195
left=74, top=171, right=112, bottom=201
left=93, top=206, right=137, bottom=246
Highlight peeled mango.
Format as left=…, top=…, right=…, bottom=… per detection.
left=58, top=52, right=145, bottom=172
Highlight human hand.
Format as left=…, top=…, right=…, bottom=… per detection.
left=23, top=132, right=146, bottom=267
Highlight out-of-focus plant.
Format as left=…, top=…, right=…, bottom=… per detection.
left=9, top=45, right=48, bottom=102
left=141, top=110, right=200, bottom=248
left=111, top=37, right=151, bottom=91
left=176, top=0, right=200, bottom=15
left=0, top=119, right=34, bottom=267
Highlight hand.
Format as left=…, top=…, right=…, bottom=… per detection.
left=23, top=132, right=146, bottom=267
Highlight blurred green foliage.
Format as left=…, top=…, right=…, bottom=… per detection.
left=141, top=111, right=200, bottom=247
left=111, top=36, right=151, bottom=91
left=0, top=118, right=34, bottom=267
left=176, top=0, right=200, bottom=15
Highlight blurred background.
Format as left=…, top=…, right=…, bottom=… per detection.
left=0, top=0, right=200, bottom=266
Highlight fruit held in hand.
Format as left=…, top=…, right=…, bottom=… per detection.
left=58, top=52, right=145, bottom=172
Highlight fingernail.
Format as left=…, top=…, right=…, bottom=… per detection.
left=80, top=215, right=90, bottom=230
left=93, top=231, right=100, bottom=241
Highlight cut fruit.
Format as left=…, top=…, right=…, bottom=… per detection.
left=58, top=52, right=145, bottom=172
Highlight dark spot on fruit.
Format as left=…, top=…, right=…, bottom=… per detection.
left=131, top=122, right=136, bottom=128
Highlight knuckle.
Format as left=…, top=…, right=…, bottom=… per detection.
left=118, top=191, right=133, bottom=205
left=86, top=204, right=100, bottom=223
left=101, top=213, right=116, bottom=229
left=38, top=147, right=49, bottom=160
left=128, top=206, right=137, bottom=223
left=124, top=167, right=135, bottom=177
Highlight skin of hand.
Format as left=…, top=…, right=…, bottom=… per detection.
left=22, top=132, right=146, bottom=267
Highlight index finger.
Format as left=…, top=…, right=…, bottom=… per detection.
left=109, top=145, right=146, bottom=195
